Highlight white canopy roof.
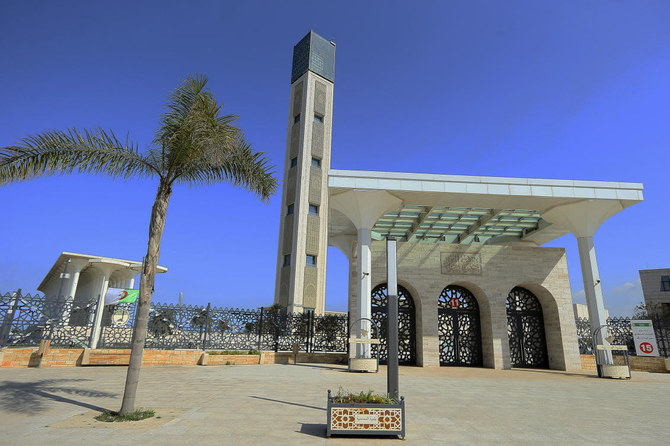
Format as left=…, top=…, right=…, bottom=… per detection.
left=38, top=252, right=168, bottom=291
left=328, top=169, right=643, bottom=246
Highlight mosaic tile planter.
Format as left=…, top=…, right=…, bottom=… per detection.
left=326, top=390, right=405, bottom=439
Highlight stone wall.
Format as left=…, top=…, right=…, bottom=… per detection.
left=580, top=354, right=670, bottom=373
left=0, top=347, right=346, bottom=368
left=349, top=241, right=582, bottom=370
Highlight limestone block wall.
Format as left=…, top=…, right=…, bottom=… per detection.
left=581, top=354, right=670, bottom=373
left=0, top=348, right=346, bottom=368
left=348, top=241, right=582, bottom=371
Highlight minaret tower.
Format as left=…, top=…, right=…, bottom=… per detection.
left=274, top=31, right=335, bottom=314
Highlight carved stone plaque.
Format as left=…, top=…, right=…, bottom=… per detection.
left=440, top=253, right=482, bottom=275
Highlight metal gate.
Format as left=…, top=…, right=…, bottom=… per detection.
left=371, top=283, right=416, bottom=365
left=506, top=287, right=548, bottom=368
left=438, top=285, right=483, bottom=366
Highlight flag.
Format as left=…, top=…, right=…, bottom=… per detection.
left=105, top=288, right=139, bottom=305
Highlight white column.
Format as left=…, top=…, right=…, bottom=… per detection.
left=128, top=276, right=136, bottom=289
left=543, top=200, right=624, bottom=366
left=61, top=269, right=82, bottom=325
left=577, top=236, right=611, bottom=363
left=330, top=190, right=403, bottom=360
left=90, top=273, right=111, bottom=349
left=357, top=227, right=372, bottom=357
left=329, top=234, right=356, bottom=325
left=59, top=259, right=88, bottom=326
left=88, top=262, right=125, bottom=349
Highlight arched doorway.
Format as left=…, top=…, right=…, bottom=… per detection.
left=370, top=283, right=416, bottom=365
left=506, top=287, right=549, bottom=368
left=438, top=285, right=483, bottom=366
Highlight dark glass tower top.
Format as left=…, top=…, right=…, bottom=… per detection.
left=291, top=30, right=336, bottom=84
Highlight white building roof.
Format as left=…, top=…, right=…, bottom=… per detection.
left=38, top=252, right=168, bottom=291
left=328, top=169, right=643, bottom=246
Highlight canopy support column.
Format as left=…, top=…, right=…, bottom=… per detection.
left=330, top=190, right=402, bottom=359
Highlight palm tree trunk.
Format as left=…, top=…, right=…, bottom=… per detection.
left=120, top=181, right=172, bottom=415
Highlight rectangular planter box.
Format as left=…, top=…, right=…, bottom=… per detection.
left=326, top=390, right=405, bottom=439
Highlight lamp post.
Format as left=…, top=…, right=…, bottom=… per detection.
left=386, top=238, right=399, bottom=400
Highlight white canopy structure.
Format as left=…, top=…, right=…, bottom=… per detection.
left=38, top=252, right=167, bottom=348
left=327, top=169, right=643, bottom=368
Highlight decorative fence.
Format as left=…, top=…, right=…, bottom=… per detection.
left=575, top=315, right=670, bottom=357
left=0, top=290, right=349, bottom=353
left=5, top=289, right=669, bottom=358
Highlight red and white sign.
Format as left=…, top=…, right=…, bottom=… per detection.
left=639, top=342, right=654, bottom=354
left=449, top=298, right=460, bottom=309
left=631, top=320, right=659, bottom=357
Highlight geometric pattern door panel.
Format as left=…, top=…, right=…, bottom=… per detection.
left=506, top=287, right=549, bottom=368
left=370, top=283, right=416, bottom=366
left=438, top=285, right=483, bottom=366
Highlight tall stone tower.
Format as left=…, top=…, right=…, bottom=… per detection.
left=274, top=31, right=335, bottom=314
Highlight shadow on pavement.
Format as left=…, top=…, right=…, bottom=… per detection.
left=289, top=363, right=348, bottom=372
left=250, top=395, right=325, bottom=411
left=297, top=423, right=327, bottom=438
left=0, top=378, right=118, bottom=415
left=510, top=368, right=600, bottom=379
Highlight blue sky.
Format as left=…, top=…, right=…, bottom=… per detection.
left=1, top=1, right=668, bottom=315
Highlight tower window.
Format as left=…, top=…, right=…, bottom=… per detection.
left=306, top=255, right=317, bottom=267
left=314, top=115, right=324, bottom=123
left=287, top=204, right=294, bottom=215
left=283, top=254, right=291, bottom=267
left=662, top=275, right=670, bottom=291
left=309, top=204, right=319, bottom=215
left=311, top=158, right=321, bottom=168
left=290, top=157, right=297, bottom=168
left=294, top=114, right=301, bottom=124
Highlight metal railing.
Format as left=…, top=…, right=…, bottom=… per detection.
left=0, top=290, right=349, bottom=352
left=6, top=289, right=668, bottom=358
left=575, top=315, right=670, bottom=357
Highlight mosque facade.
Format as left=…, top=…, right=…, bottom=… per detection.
left=274, top=31, right=643, bottom=370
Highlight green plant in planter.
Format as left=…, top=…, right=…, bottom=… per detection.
left=331, top=387, right=396, bottom=404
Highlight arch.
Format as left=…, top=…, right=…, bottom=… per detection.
left=438, top=285, right=483, bottom=366
left=515, top=281, right=572, bottom=370
left=506, top=286, right=549, bottom=368
left=370, top=283, right=417, bottom=365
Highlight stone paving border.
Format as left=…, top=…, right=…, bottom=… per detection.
left=1, top=364, right=669, bottom=445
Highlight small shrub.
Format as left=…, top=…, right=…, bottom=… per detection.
left=207, top=350, right=260, bottom=355
left=95, top=409, right=155, bottom=422
left=332, top=387, right=395, bottom=404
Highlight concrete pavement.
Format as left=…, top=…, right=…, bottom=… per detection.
left=1, top=363, right=669, bottom=445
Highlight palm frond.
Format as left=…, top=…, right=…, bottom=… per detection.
left=0, top=128, right=157, bottom=185
left=154, top=74, right=212, bottom=149
left=175, top=139, right=278, bottom=202
left=157, top=74, right=250, bottom=183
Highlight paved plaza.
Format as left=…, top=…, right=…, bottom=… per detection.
left=1, top=363, right=669, bottom=445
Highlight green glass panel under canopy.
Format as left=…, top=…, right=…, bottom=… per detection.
left=371, top=205, right=543, bottom=244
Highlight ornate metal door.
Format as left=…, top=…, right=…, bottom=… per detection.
left=438, top=285, right=483, bottom=366
left=506, top=287, right=548, bottom=368
left=370, top=284, right=416, bottom=365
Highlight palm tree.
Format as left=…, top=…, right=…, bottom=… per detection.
left=0, top=74, right=278, bottom=414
